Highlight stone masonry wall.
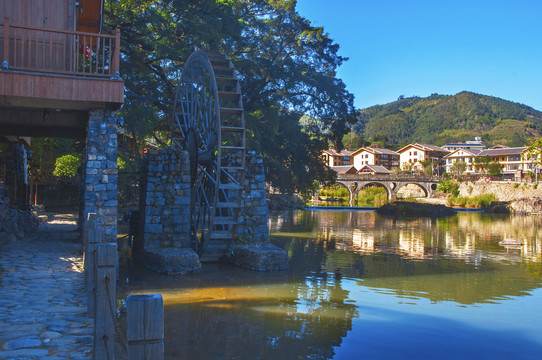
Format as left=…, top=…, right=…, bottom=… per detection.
left=141, top=148, right=191, bottom=249
left=237, top=151, right=269, bottom=243
left=83, top=109, right=118, bottom=242
left=458, top=180, right=542, bottom=201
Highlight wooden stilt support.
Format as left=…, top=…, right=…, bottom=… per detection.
left=94, top=243, right=117, bottom=360
left=127, top=294, right=164, bottom=360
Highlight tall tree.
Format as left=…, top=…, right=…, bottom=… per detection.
left=104, top=0, right=355, bottom=193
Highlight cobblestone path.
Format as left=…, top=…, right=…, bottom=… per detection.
left=0, top=215, right=93, bottom=359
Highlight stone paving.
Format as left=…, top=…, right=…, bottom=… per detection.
left=0, top=214, right=93, bottom=359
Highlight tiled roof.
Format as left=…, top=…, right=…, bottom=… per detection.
left=323, top=149, right=354, bottom=157
left=415, top=143, right=450, bottom=153
left=331, top=165, right=357, bottom=174
left=477, top=147, right=527, bottom=157
left=357, top=164, right=390, bottom=174
left=397, top=143, right=449, bottom=154
left=443, top=148, right=482, bottom=158
left=352, top=147, right=399, bottom=156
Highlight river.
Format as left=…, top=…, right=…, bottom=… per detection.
left=124, top=210, right=542, bottom=359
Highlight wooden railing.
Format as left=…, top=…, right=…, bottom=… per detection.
left=1, top=17, right=120, bottom=78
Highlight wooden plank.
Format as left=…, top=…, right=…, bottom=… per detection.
left=127, top=294, right=164, bottom=360
left=94, top=243, right=117, bottom=360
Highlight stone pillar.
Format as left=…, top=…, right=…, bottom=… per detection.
left=139, top=148, right=199, bottom=274
left=141, top=148, right=191, bottom=249
left=83, top=109, right=118, bottom=242
left=228, top=151, right=288, bottom=271
left=237, top=151, right=270, bottom=243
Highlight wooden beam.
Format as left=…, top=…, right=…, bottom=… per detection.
left=0, top=124, right=86, bottom=138
left=0, top=107, right=88, bottom=127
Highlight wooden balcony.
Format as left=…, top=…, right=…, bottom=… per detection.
left=0, top=17, right=124, bottom=111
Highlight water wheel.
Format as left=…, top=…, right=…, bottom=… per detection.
left=171, top=50, right=246, bottom=262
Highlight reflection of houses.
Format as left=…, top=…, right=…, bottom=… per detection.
left=398, top=229, right=425, bottom=258
left=397, top=143, right=450, bottom=173
left=351, top=147, right=400, bottom=170
left=352, top=229, right=375, bottom=252
left=443, top=148, right=481, bottom=174
left=443, top=232, right=481, bottom=266
left=322, top=149, right=353, bottom=167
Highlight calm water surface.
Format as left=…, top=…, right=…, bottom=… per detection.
left=124, top=210, right=542, bottom=359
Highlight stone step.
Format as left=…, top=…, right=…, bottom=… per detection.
left=209, top=231, right=233, bottom=239
left=214, top=216, right=238, bottom=225
left=219, top=183, right=243, bottom=190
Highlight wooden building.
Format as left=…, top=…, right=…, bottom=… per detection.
left=0, top=0, right=123, bottom=138
left=0, top=0, right=123, bottom=241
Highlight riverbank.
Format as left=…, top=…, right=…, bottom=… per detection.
left=0, top=214, right=93, bottom=359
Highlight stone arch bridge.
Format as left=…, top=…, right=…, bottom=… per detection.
left=317, top=174, right=440, bottom=205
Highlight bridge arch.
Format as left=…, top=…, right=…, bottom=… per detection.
left=317, top=182, right=352, bottom=205
left=314, top=175, right=439, bottom=205
left=395, top=182, right=430, bottom=198
left=357, top=182, right=392, bottom=200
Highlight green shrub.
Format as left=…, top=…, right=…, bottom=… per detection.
left=52, top=154, right=81, bottom=178
left=437, top=178, right=460, bottom=197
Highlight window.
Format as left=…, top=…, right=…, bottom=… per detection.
left=413, top=151, right=418, bottom=156
left=381, top=154, right=388, bottom=159
left=509, top=155, right=521, bottom=161
left=365, top=154, right=369, bottom=158
left=448, top=159, right=452, bottom=164
left=468, top=158, right=473, bottom=163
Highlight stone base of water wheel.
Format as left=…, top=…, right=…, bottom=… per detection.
left=226, top=243, right=289, bottom=271
left=144, top=246, right=201, bottom=275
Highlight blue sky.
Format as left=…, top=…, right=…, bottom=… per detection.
left=295, top=0, right=542, bottom=111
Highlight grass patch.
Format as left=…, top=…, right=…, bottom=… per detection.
left=319, top=184, right=349, bottom=200
left=447, top=193, right=497, bottom=209
left=357, top=186, right=388, bottom=207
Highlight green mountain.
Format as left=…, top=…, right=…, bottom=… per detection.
left=352, top=91, right=542, bottom=148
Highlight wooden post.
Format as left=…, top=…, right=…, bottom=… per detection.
left=112, top=28, right=120, bottom=75
left=3, top=17, right=9, bottom=66
left=85, top=213, right=100, bottom=317
left=94, top=243, right=117, bottom=360
left=127, top=294, right=164, bottom=360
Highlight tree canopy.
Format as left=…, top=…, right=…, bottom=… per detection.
left=105, top=0, right=355, bottom=193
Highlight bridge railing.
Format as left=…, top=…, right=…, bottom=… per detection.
left=336, top=174, right=440, bottom=182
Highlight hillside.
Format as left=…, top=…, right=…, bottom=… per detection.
left=352, top=92, right=542, bottom=148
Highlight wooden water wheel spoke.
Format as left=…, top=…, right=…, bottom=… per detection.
left=172, top=51, right=245, bottom=261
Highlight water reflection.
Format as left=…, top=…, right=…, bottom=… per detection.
left=122, top=210, right=542, bottom=359
left=271, top=211, right=542, bottom=305
left=128, top=272, right=357, bottom=360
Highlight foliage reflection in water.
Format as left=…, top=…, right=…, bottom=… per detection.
left=124, top=210, right=542, bottom=359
